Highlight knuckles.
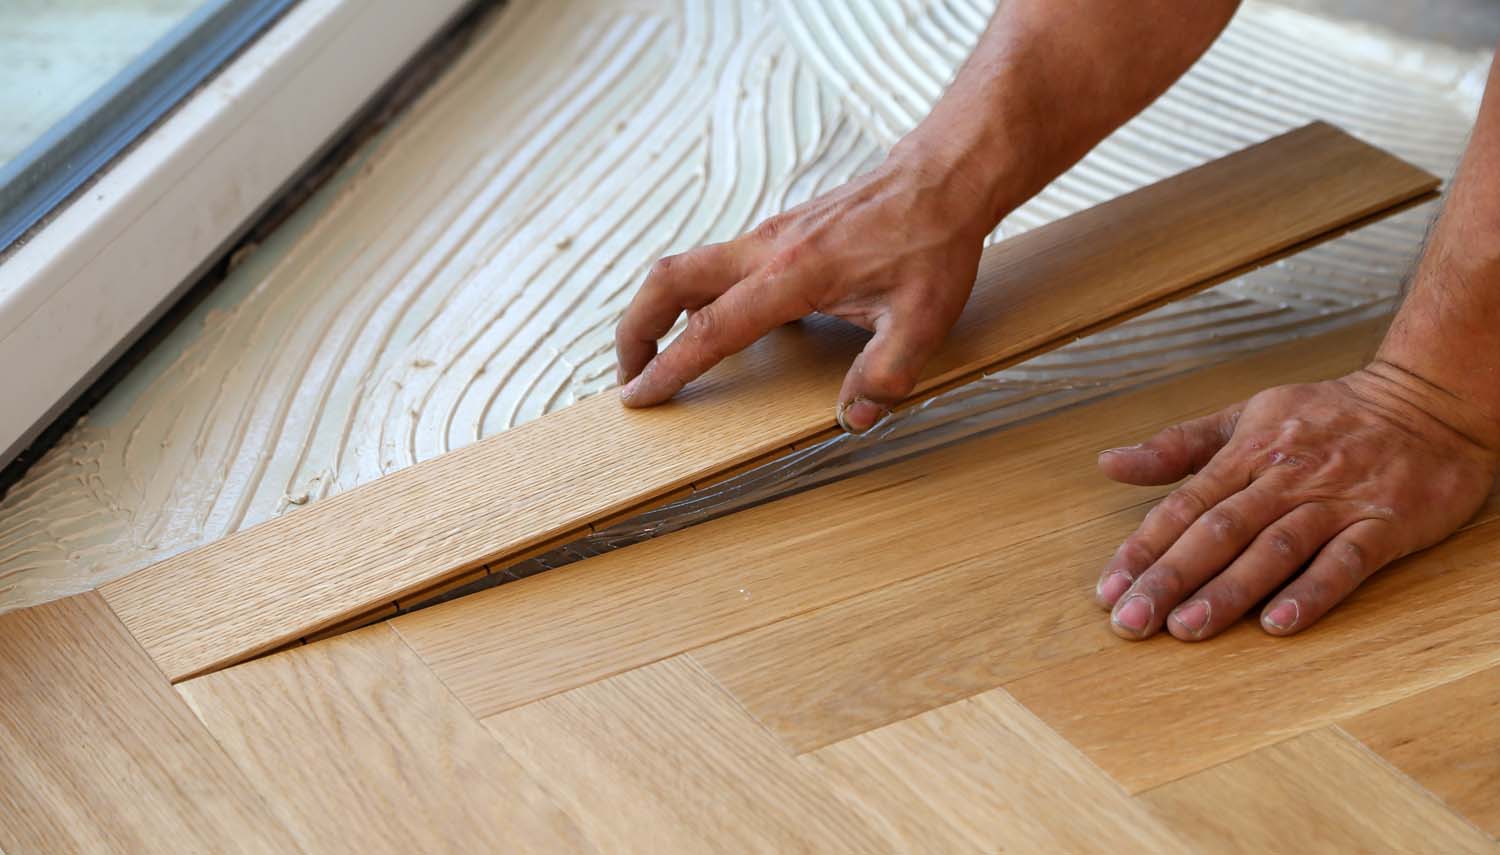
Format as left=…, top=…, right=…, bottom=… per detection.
left=1337, top=538, right=1370, bottom=583
left=683, top=307, right=724, bottom=355
left=1114, top=537, right=1157, bottom=573
left=752, top=214, right=793, bottom=242
left=647, top=253, right=681, bottom=283
left=1137, top=563, right=1187, bottom=602
left=1261, top=525, right=1303, bottom=558
left=1157, top=488, right=1210, bottom=528
left=858, top=359, right=917, bottom=401
left=1201, top=505, right=1246, bottom=542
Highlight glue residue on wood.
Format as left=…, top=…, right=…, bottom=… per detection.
left=0, top=0, right=1488, bottom=611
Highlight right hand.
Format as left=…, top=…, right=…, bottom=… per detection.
left=614, top=148, right=1000, bottom=432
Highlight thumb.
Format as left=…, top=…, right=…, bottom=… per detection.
left=836, top=313, right=945, bottom=433
left=1097, top=403, right=1242, bottom=485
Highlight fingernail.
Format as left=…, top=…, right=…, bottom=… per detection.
left=619, top=374, right=641, bottom=401
left=836, top=396, right=888, bottom=433
left=1263, top=598, right=1300, bottom=632
left=1098, top=443, right=1146, bottom=457
left=1096, top=570, right=1131, bottom=605
left=1113, top=594, right=1153, bottom=636
left=1171, top=599, right=1211, bottom=636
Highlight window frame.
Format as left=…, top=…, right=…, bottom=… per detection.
left=0, top=0, right=474, bottom=465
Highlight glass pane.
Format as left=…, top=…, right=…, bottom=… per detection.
left=0, top=0, right=295, bottom=251
left=0, top=0, right=203, bottom=170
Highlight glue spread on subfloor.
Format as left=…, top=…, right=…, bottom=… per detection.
left=0, top=0, right=1489, bottom=612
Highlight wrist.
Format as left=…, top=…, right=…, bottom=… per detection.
left=887, top=124, right=1030, bottom=237
left=1377, top=244, right=1500, bottom=444
left=1362, top=360, right=1500, bottom=453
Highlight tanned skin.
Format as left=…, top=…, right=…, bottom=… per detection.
left=614, top=1, right=1500, bottom=641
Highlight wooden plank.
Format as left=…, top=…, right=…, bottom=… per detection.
left=101, top=122, right=1439, bottom=682
left=1344, top=664, right=1500, bottom=838
left=176, top=624, right=593, bottom=854
left=804, top=688, right=1190, bottom=853
left=1139, top=729, right=1493, bottom=853
left=481, top=656, right=902, bottom=853
left=699, top=431, right=1500, bottom=751
left=695, top=505, right=1147, bottom=753
left=394, top=320, right=1382, bottom=718
left=0, top=593, right=300, bottom=854
left=1006, top=516, right=1500, bottom=793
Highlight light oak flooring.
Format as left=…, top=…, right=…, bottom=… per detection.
left=2, top=323, right=1498, bottom=853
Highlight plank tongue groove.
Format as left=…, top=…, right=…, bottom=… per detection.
left=100, top=122, right=1439, bottom=682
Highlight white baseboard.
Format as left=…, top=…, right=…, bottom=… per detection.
left=0, top=0, right=471, bottom=465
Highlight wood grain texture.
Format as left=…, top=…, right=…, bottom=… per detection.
left=1344, top=665, right=1500, bottom=838
left=695, top=505, right=1147, bottom=753
left=100, top=123, right=1438, bottom=682
left=482, top=656, right=898, bottom=854
left=1139, top=729, right=1493, bottom=853
left=177, top=624, right=591, bottom=854
left=0, top=593, right=299, bottom=854
left=804, top=688, right=1190, bottom=854
left=394, top=321, right=1382, bottom=719
left=1007, top=516, right=1500, bottom=793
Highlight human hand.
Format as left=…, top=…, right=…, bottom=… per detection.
left=614, top=148, right=998, bottom=433
left=1093, top=362, right=1499, bottom=640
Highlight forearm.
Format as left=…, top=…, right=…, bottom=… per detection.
left=892, top=0, right=1241, bottom=229
left=1377, top=47, right=1500, bottom=444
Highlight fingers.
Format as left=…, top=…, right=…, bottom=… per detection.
left=615, top=242, right=751, bottom=385
left=1109, top=476, right=1295, bottom=639
left=1165, top=503, right=1344, bottom=641
left=1097, top=405, right=1242, bottom=486
left=619, top=268, right=812, bottom=407
left=1260, top=519, right=1399, bottom=636
left=1095, top=454, right=1250, bottom=609
left=835, top=308, right=950, bottom=433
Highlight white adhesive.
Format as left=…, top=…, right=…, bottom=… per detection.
left=0, top=0, right=1490, bottom=611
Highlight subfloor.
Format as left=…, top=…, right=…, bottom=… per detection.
left=3, top=322, right=1497, bottom=852
left=0, top=0, right=1492, bottom=613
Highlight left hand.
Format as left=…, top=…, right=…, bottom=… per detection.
left=1093, top=362, right=1499, bottom=641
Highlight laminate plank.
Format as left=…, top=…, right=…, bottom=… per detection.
left=100, top=123, right=1438, bottom=681
left=804, top=688, right=1190, bottom=853
left=694, top=504, right=1148, bottom=753
left=1344, top=664, right=1500, bottom=838
left=481, top=656, right=900, bottom=853
left=1006, top=516, right=1500, bottom=793
left=1139, top=729, right=1493, bottom=853
left=395, top=320, right=1381, bottom=719
left=0, top=593, right=299, bottom=854
left=176, top=624, right=592, bottom=854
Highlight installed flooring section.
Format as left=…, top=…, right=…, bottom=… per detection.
left=4, top=322, right=1497, bottom=853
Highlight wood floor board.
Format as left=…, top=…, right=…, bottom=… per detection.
left=1007, top=516, right=1500, bottom=793
left=1139, top=728, right=1494, bottom=853
left=1344, top=664, right=1500, bottom=838
left=481, top=656, right=907, bottom=853
left=394, top=320, right=1381, bottom=719
left=693, top=504, right=1151, bottom=754
left=176, top=624, right=593, bottom=854
left=803, top=688, right=1191, bottom=853
left=99, top=123, right=1439, bottom=682
left=0, top=593, right=301, bottom=854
